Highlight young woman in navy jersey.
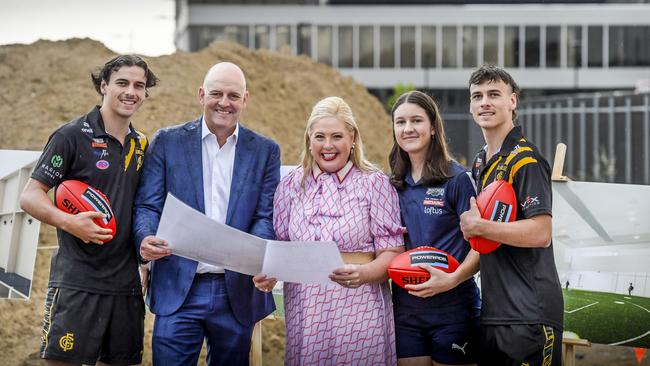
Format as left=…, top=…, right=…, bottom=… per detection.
left=389, top=91, right=481, bottom=366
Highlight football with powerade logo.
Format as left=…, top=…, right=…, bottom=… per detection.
left=469, top=179, right=517, bottom=254
left=388, top=246, right=460, bottom=289
left=54, top=180, right=116, bottom=243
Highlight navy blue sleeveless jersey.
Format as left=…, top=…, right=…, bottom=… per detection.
left=392, top=161, right=480, bottom=319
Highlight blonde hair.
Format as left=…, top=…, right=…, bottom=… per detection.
left=300, top=96, right=379, bottom=185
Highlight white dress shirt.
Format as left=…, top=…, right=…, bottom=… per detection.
left=197, top=119, right=239, bottom=274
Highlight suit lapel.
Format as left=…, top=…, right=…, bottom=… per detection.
left=182, top=119, right=205, bottom=213
left=226, top=125, right=254, bottom=224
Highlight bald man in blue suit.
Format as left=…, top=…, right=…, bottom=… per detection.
left=133, top=62, right=279, bottom=366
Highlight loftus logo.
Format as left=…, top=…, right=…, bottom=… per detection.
left=490, top=201, right=513, bottom=222
left=96, top=160, right=110, bottom=170
left=409, top=250, right=449, bottom=269
left=82, top=188, right=114, bottom=224
left=424, top=206, right=443, bottom=215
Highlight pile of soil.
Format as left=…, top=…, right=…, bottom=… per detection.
left=0, top=37, right=392, bottom=365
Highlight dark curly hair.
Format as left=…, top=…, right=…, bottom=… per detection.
left=91, top=54, right=159, bottom=98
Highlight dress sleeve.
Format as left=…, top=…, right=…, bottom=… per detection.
left=273, top=169, right=298, bottom=241
left=368, top=172, right=406, bottom=250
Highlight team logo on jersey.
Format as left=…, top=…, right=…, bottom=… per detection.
left=51, top=155, right=63, bottom=168
left=96, top=160, right=110, bottom=170
left=92, top=138, right=107, bottom=148
left=59, top=332, right=74, bottom=352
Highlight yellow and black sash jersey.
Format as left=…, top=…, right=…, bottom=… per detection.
left=32, top=106, right=148, bottom=296
left=471, top=126, right=563, bottom=331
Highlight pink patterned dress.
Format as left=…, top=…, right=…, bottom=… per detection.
left=273, top=162, right=405, bottom=366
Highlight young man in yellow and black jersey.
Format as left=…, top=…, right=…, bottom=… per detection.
left=460, top=65, right=563, bottom=366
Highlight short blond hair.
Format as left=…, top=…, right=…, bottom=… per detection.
left=301, top=96, right=379, bottom=185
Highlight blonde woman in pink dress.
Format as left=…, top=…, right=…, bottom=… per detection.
left=254, top=96, right=405, bottom=365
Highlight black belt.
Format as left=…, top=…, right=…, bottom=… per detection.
left=195, top=272, right=225, bottom=280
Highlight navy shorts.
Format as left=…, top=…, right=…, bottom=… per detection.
left=479, top=324, right=562, bottom=366
left=40, top=287, right=145, bottom=365
left=395, top=310, right=480, bottom=364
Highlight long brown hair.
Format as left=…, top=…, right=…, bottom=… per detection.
left=389, top=91, right=452, bottom=190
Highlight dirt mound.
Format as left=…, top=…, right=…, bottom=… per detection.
left=0, top=38, right=392, bottom=167
left=0, top=38, right=392, bottom=365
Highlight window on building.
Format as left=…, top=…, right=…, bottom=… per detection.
left=442, top=26, right=457, bottom=68
left=567, top=25, right=582, bottom=67
left=317, top=26, right=333, bottom=66
left=504, top=26, right=519, bottom=68
left=609, top=26, right=650, bottom=66
left=338, top=26, right=353, bottom=68
left=297, top=24, right=312, bottom=57
left=463, top=26, right=478, bottom=68
left=483, top=26, right=498, bottom=65
left=380, top=26, right=395, bottom=68
left=546, top=26, right=560, bottom=67
left=525, top=26, right=540, bottom=67
left=359, top=26, right=374, bottom=68
left=587, top=26, right=603, bottom=67
left=421, top=26, right=436, bottom=68
left=275, top=25, right=292, bottom=53
left=401, top=26, right=416, bottom=68
left=254, top=25, right=270, bottom=50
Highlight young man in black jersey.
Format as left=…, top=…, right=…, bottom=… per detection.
left=460, top=65, right=563, bottom=366
left=20, top=55, right=158, bottom=366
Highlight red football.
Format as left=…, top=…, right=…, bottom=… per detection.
left=388, top=246, right=460, bottom=289
left=470, top=179, right=517, bottom=254
left=55, top=180, right=116, bottom=243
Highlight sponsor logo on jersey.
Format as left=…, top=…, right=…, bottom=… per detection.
left=92, top=138, right=107, bottom=148
left=521, top=195, right=540, bottom=210
left=426, top=187, right=445, bottom=197
left=423, top=199, right=444, bottom=207
left=51, top=155, right=63, bottom=168
left=96, top=160, right=110, bottom=170
left=40, top=163, right=64, bottom=180
left=93, top=149, right=109, bottom=159
left=424, top=206, right=443, bottom=215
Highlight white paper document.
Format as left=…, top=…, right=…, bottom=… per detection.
left=156, top=194, right=344, bottom=285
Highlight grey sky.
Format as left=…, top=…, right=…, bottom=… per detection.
left=0, top=0, right=175, bottom=56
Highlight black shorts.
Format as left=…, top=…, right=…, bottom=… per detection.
left=395, top=310, right=480, bottom=364
left=40, top=287, right=145, bottom=365
left=479, top=324, right=562, bottom=366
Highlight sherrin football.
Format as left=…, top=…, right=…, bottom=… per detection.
left=55, top=180, right=116, bottom=243
left=388, top=246, right=460, bottom=289
left=469, top=179, right=517, bottom=254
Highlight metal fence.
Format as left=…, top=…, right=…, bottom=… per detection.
left=517, top=92, right=650, bottom=185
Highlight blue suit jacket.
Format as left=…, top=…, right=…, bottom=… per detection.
left=133, top=118, right=279, bottom=326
